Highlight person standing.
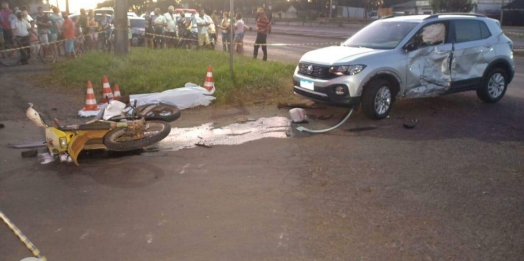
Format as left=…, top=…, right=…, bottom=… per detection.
left=219, top=12, right=231, bottom=52
left=1, top=1, right=13, bottom=49
left=98, top=11, right=111, bottom=51
left=61, top=11, right=75, bottom=59
left=163, top=6, right=176, bottom=48
left=203, top=10, right=216, bottom=49
left=233, top=12, right=249, bottom=54
left=87, top=10, right=98, bottom=50
left=195, top=8, right=210, bottom=50
left=253, top=7, right=271, bottom=61
left=76, top=9, right=89, bottom=46
left=35, top=6, right=51, bottom=45
left=153, top=8, right=166, bottom=48
left=11, top=11, right=31, bottom=64
left=144, top=10, right=154, bottom=48
left=49, top=7, right=63, bottom=45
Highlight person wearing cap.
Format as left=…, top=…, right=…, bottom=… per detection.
left=253, top=7, right=271, bottom=61
left=11, top=10, right=31, bottom=64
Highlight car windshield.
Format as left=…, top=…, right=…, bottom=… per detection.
left=130, top=20, right=145, bottom=28
left=342, top=21, right=418, bottom=49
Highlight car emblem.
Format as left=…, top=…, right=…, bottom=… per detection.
left=307, top=65, right=313, bottom=74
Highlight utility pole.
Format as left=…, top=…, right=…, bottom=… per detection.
left=65, top=0, right=69, bottom=14
left=329, top=0, right=333, bottom=18
left=229, top=0, right=234, bottom=75
left=115, top=0, right=129, bottom=56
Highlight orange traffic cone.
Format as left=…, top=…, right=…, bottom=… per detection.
left=101, top=76, right=114, bottom=103
left=113, top=84, right=121, bottom=100
left=81, top=81, right=99, bottom=111
left=203, top=65, right=214, bottom=92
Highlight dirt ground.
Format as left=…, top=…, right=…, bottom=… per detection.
left=1, top=62, right=523, bottom=261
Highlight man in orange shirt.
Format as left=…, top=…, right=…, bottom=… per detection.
left=61, top=12, right=75, bottom=58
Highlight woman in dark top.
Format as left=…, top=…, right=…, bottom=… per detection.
left=144, top=11, right=154, bottom=48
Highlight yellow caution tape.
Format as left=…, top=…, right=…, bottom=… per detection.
left=144, top=32, right=341, bottom=46
left=0, top=210, right=47, bottom=261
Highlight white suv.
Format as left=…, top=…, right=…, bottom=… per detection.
left=293, top=14, right=515, bottom=119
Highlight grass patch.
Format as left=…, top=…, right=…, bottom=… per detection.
left=46, top=48, right=298, bottom=105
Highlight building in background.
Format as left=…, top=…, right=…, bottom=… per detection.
left=391, top=1, right=433, bottom=15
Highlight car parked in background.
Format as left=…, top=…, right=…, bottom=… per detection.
left=293, top=13, right=515, bottom=119
left=129, top=17, right=145, bottom=46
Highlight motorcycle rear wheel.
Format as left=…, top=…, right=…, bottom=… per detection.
left=103, top=121, right=171, bottom=151
left=137, top=103, right=181, bottom=122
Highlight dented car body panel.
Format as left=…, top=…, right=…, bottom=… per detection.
left=293, top=14, right=515, bottom=110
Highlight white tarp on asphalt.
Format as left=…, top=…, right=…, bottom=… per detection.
left=78, top=83, right=216, bottom=117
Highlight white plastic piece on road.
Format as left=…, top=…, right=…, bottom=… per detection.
left=78, top=110, right=100, bottom=117
left=296, top=108, right=353, bottom=133
left=289, top=108, right=307, bottom=123
left=102, top=100, right=127, bottom=120
left=79, top=82, right=216, bottom=117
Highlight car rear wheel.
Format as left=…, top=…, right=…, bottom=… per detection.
left=477, top=68, right=507, bottom=103
left=361, top=79, right=394, bottom=120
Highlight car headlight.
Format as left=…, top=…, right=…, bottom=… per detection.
left=329, top=65, right=366, bottom=76
left=59, top=137, right=67, bottom=148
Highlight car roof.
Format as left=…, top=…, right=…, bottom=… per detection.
left=129, top=17, right=145, bottom=21
left=381, top=13, right=489, bottom=23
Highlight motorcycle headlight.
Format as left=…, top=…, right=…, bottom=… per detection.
left=329, top=64, right=366, bottom=76
left=59, top=137, right=67, bottom=148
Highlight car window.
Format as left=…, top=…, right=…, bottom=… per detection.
left=411, top=22, right=447, bottom=48
left=480, top=21, right=491, bottom=39
left=454, top=20, right=488, bottom=43
left=342, top=21, right=418, bottom=50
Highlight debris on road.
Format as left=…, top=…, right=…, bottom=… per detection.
left=318, top=114, right=334, bottom=120
left=403, top=119, right=418, bottom=129
left=297, top=108, right=354, bottom=133
left=0, top=123, right=4, bottom=129
left=21, top=150, right=38, bottom=158
left=9, top=141, right=47, bottom=149
left=195, top=142, right=212, bottom=148
left=236, top=117, right=256, bottom=123
left=289, top=108, right=307, bottom=123
left=277, top=101, right=325, bottom=109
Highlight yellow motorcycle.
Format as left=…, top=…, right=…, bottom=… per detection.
left=26, top=102, right=173, bottom=166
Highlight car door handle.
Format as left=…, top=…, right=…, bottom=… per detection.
left=484, top=44, right=493, bottom=49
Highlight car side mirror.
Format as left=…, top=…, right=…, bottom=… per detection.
left=404, top=42, right=417, bottom=52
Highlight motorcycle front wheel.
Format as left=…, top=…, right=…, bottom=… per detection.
left=103, top=121, right=171, bottom=151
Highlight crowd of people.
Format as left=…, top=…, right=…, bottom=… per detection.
left=0, top=2, right=273, bottom=64
left=141, top=6, right=271, bottom=60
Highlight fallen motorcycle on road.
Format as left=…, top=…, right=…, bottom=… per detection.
left=26, top=100, right=180, bottom=166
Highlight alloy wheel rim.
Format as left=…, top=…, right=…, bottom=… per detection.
left=487, top=73, right=505, bottom=98
left=374, top=86, right=391, bottom=115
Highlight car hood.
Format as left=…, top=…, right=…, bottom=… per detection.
left=300, top=46, right=376, bottom=65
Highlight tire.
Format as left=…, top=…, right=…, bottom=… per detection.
left=103, top=121, right=171, bottom=151
left=0, top=47, right=21, bottom=67
left=38, top=44, right=57, bottom=64
left=361, top=79, right=394, bottom=120
left=476, top=68, right=508, bottom=103
left=137, top=103, right=181, bottom=122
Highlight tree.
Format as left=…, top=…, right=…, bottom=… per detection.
left=430, top=0, right=476, bottom=12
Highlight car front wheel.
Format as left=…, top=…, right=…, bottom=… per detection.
left=477, top=68, right=508, bottom=103
left=361, top=79, right=394, bottom=120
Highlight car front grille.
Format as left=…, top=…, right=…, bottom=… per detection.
left=297, top=63, right=333, bottom=79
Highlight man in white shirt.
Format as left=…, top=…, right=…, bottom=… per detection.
left=153, top=8, right=166, bottom=48
left=11, top=11, right=31, bottom=64
left=163, top=5, right=176, bottom=48
left=195, top=8, right=210, bottom=49
left=203, top=11, right=216, bottom=49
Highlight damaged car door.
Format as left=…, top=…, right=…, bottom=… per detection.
left=449, top=19, right=494, bottom=91
left=404, top=22, right=453, bottom=98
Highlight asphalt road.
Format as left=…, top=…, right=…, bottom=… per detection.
left=0, top=47, right=523, bottom=260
